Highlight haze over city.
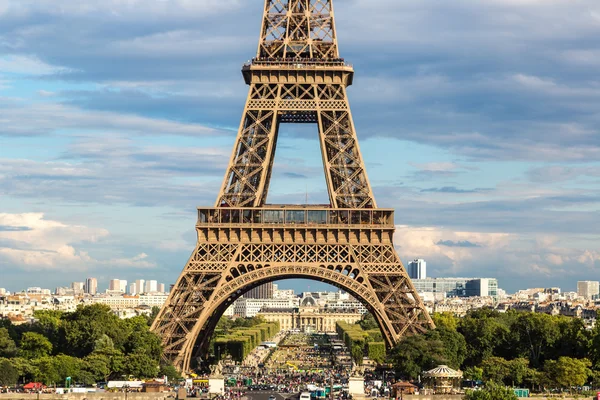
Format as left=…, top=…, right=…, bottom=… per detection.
left=1, top=0, right=600, bottom=293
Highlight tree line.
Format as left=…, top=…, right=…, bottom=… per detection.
left=0, top=304, right=179, bottom=386
left=388, top=309, right=600, bottom=392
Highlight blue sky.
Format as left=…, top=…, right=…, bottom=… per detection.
left=1, top=0, right=599, bottom=294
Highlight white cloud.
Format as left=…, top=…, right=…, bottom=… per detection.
left=0, top=55, right=71, bottom=75
left=0, top=213, right=156, bottom=271
left=0, top=97, right=225, bottom=137
left=107, top=252, right=155, bottom=269
left=0, top=213, right=107, bottom=270
left=394, top=225, right=600, bottom=284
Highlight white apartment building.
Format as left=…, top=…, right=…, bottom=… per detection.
left=223, top=304, right=235, bottom=317
left=578, top=281, right=600, bottom=300
left=135, top=279, right=145, bottom=294
left=273, top=289, right=295, bottom=299
left=324, top=299, right=368, bottom=314
left=109, top=279, right=121, bottom=292
left=85, top=278, right=98, bottom=295
left=145, top=280, right=158, bottom=293
left=139, top=293, right=169, bottom=307
left=234, top=297, right=300, bottom=317
left=90, top=295, right=140, bottom=309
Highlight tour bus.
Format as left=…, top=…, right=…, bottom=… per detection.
left=300, top=392, right=312, bottom=400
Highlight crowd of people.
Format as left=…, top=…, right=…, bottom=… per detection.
left=223, top=332, right=354, bottom=397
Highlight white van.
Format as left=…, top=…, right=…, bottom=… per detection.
left=300, top=392, right=311, bottom=400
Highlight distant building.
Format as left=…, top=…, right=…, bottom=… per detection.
left=158, top=283, right=165, bottom=293
left=135, top=279, right=146, bottom=295
left=85, top=278, right=98, bottom=295
left=71, top=282, right=84, bottom=293
left=245, top=282, right=274, bottom=299
left=0, top=289, right=6, bottom=295
left=413, top=277, right=499, bottom=299
left=234, top=297, right=299, bottom=317
left=258, top=306, right=362, bottom=332
left=139, top=293, right=169, bottom=307
left=109, top=279, right=121, bottom=292
left=577, top=281, right=600, bottom=300
left=466, top=278, right=498, bottom=297
left=128, top=283, right=136, bottom=295
left=145, top=280, right=158, bottom=293
left=407, top=259, right=427, bottom=280
left=119, top=280, right=128, bottom=293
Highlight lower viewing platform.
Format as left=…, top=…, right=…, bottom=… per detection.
left=197, top=205, right=394, bottom=229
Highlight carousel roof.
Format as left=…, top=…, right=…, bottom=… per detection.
left=423, top=365, right=463, bottom=378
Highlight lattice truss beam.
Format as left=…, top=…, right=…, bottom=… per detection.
left=151, top=240, right=432, bottom=372
left=259, top=0, right=338, bottom=60
left=218, top=83, right=374, bottom=209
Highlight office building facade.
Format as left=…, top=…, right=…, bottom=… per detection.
left=577, top=281, right=600, bottom=300
left=244, top=282, right=274, bottom=299
left=407, top=259, right=427, bottom=280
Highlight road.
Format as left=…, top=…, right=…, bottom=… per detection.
left=244, top=391, right=299, bottom=400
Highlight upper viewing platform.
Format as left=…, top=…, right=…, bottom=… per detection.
left=197, top=206, right=395, bottom=229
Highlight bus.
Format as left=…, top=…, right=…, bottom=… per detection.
left=300, top=392, right=311, bottom=400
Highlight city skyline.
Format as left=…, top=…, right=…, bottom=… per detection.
left=1, top=1, right=599, bottom=293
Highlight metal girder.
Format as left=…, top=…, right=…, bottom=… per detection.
left=151, top=0, right=435, bottom=374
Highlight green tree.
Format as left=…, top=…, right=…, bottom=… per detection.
left=34, top=355, right=84, bottom=386
left=426, top=326, right=466, bottom=369
left=149, top=306, right=161, bottom=326
left=458, top=309, right=509, bottom=367
left=464, top=366, right=483, bottom=381
left=9, top=357, right=39, bottom=383
left=20, top=332, right=53, bottom=358
left=159, top=364, right=181, bottom=382
left=432, top=312, right=458, bottom=331
left=508, top=313, right=560, bottom=368
left=31, top=310, right=64, bottom=351
left=544, top=357, right=592, bottom=391
left=83, top=353, right=111, bottom=382
left=357, top=313, right=379, bottom=331
left=123, top=316, right=162, bottom=361
left=351, top=344, right=363, bottom=366
left=552, top=316, right=590, bottom=360
left=0, top=328, right=18, bottom=358
left=464, top=382, right=518, bottom=400
left=481, top=357, right=530, bottom=387
left=62, top=304, right=128, bottom=357
left=590, top=310, right=600, bottom=370
left=0, top=359, right=19, bottom=386
left=124, top=352, right=159, bottom=379
left=481, top=357, right=511, bottom=385
left=94, top=334, right=115, bottom=352
left=390, top=334, right=447, bottom=380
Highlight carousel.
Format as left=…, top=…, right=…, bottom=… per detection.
left=423, top=365, right=463, bottom=394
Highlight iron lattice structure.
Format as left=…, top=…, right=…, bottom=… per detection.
left=151, top=0, right=434, bottom=373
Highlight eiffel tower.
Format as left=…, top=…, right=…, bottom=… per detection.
left=151, top=0, right=434, bottom=373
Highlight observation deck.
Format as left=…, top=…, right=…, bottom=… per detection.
left=242, top=57, right=354, bottom=86
left=198, top=206, right=394, bottom=228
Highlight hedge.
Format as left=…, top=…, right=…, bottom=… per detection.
left=367, top=342, right=386, bottom=363
left=214, top=320, right=280, bottom=361
left=336, top=321, right=386, bottom=363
